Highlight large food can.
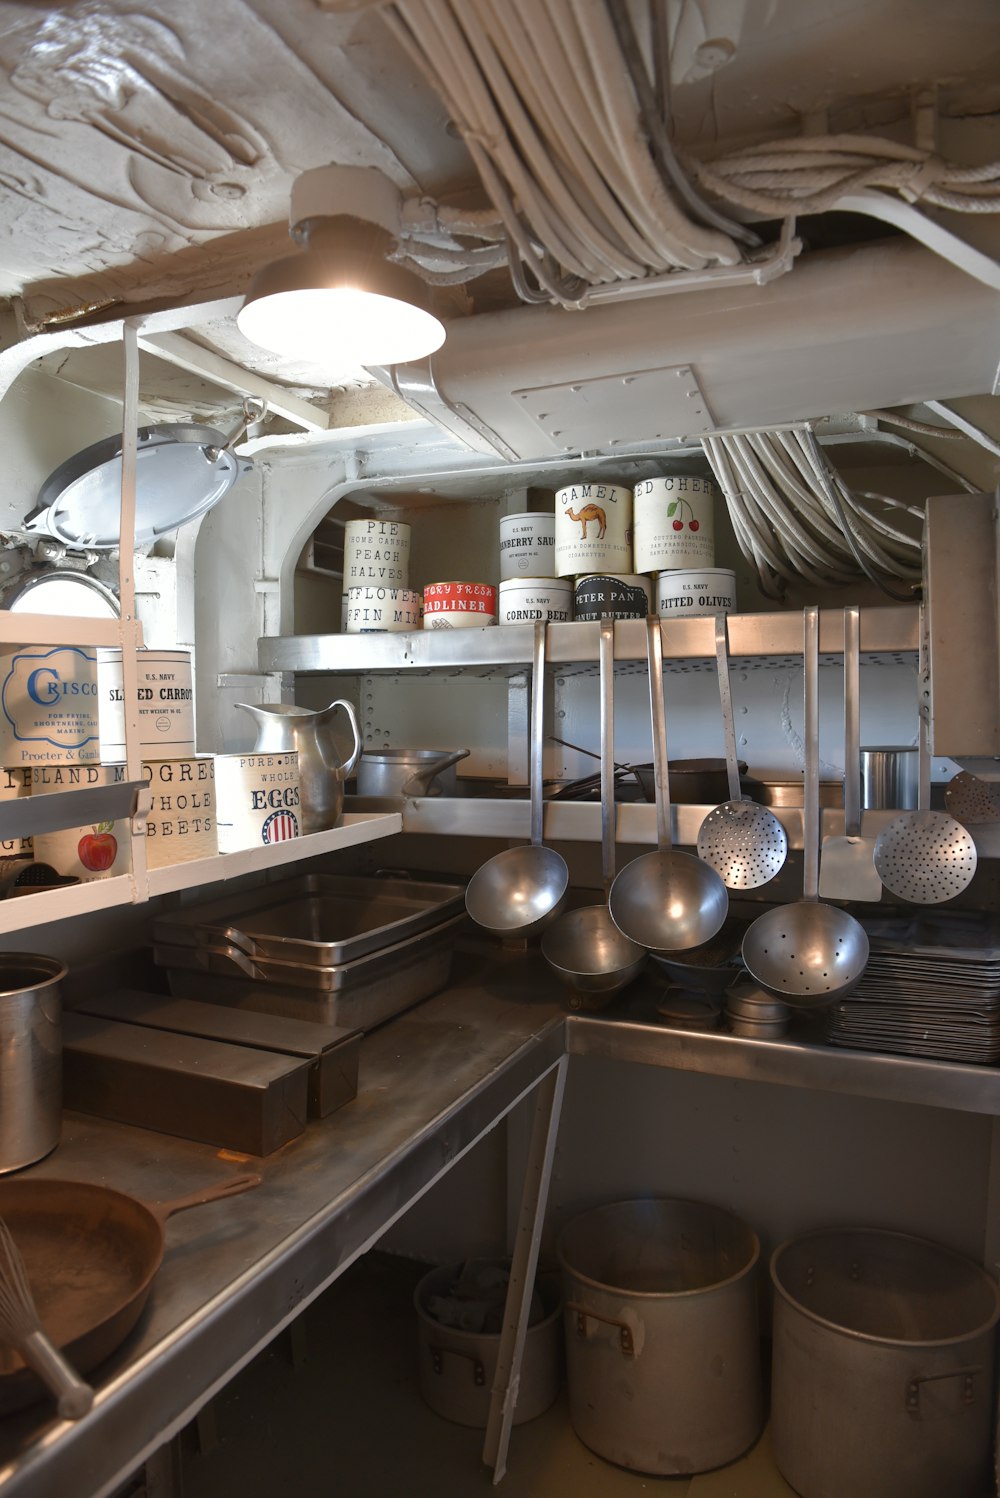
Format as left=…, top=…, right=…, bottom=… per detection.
left=771, top=1228, right=1000, bottom=1498
left=96, top=648, right=195, bottom=761
left=573, top=574, right=652, bottom=621
left=655, top=567, right=736, bottom=616
left=633, top=475, right=718, bottom=572
left=0, top=767, right=32, bottom=858
left=142, top=755, right=216, bottom=867
left=499, top=512, right=556, bottom=579
left=214, top=751, right=301, bottom=852
left=423, top=582, right=498, bottom=629
left=344, top=586, right=423, bottom=633
left=32, top=762, right=131, bottom=880
left=555, top=483, right=632, bottom=578
left=0, top=644, right=100, bottom=765
left=558, top=1198, right=762, bottom=1475
left=498, top=578, right=572, bottom=624
left=343, top=518, right=411, bottom=589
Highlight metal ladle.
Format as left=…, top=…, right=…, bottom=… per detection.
left=742, top=606, right=870, bottom=1007
left=465, top=621, right=569, bottom=937
left=697, top=613, right=788, bottom=889
left=608, top=616, right=729, bottom=953
left=542, top=617, right=647, bottom=1005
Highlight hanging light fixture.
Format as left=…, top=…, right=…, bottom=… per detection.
left=237, top=165, right=446, bottom=368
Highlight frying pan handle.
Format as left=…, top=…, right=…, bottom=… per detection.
left=150, top=1173, right=262, bottom=1225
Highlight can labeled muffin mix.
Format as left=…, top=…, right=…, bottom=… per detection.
left=423, top=582, right=498, bottom=629
left=574, top=574, right=652, bottom=621
left=498, top=578, right=573, bottom=624
left=633, top=475, right=717, bottom=572
left=345, top=587, right=423, bottom=633
left=656, top=568, right=737, bottom=616
left=555, top=483, right=632, bottom=578
left=499, top=512, right=556, bottom=580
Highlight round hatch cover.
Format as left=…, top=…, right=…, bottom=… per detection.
left=26, top=424, right=252, bottom=549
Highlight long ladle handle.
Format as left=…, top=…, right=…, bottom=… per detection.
left=844, top=606, right=862, bottom=838
left=599, top=616, right=615, bottom=896
left=803, top=605, right=820, bottom=902
left=646, top=615, right=673, bottom=852
left=917, top=600, right=931, bottom=813
left=529, top=620, right=546, bottom=848
left=714, top=614, right=741, bottom=803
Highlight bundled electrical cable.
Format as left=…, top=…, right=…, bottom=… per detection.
left=701, top=428, right=925, bottom=601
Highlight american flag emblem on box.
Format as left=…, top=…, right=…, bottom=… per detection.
left=261, top=809, right=299, bottom=844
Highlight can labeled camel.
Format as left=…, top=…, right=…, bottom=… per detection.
left=554, top=483, right=632, bottom=578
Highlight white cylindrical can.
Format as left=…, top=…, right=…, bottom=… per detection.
left=554, top=483, right=632, bottom=578
left=0, top=767, right=32, bottom=858
left=214, top=751, right=301, bottom=852
left=498, top=578, right=573, bottom=624
left=656, top=568, right=737, bottom=616
left=345, top=586, right=423, bottom=633
left=343, top=518, right=411, bottom=589
left=499, top=512, right=556, bottom=580
left=97, top=648, right=195, bottom=762
left=423, top=582, right=498, bottom=629
left=573, top=574, right=653, bottom=621
left=0, top=644, right=100, bottom=765
left=633, top=475, right=718, bottom=573
left=142, top=755, right=217, bottom=868
left=32, top=763, right=131, bottom=880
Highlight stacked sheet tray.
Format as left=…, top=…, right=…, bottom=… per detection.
left=826, top=912, right=1000, bottom=1065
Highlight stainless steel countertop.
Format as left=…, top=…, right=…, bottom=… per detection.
left=3, top=945, right=1000, bottom=1498
left=0, top=951, right=566, bottom=1498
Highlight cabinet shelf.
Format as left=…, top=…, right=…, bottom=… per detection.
left=0, top=812, right=401, bottom=935
left=258, top=606, right=918, bottom=677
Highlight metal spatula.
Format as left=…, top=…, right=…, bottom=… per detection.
left=819, top=607, right=883, bottom=902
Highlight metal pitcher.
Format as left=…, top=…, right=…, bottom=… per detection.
left=235, top=698, right=362, bottom=834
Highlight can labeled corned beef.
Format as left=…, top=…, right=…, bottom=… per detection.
left=498, top=578, right=572, bottom=624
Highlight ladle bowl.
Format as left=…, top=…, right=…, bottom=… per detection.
left=465, top=844, right=569, bottom=938
left=741, top=899, right=869, bottom=1007
left=541, top=904, right=647, bottom=1003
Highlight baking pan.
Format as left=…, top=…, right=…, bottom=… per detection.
left=72, top=989, right=360, bottom=1119
left=152, top=872, right=465, bottom=967
left=62, top=1012, right=310, bottom=1154
left=157, top=914, right=464, bottom=1031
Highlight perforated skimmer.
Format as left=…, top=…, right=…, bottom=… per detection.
left=873, top=610, right=978, bottom=905
left=697, top=614, right=787, bottom=890
left=944, top=771, right=1000, bottom=827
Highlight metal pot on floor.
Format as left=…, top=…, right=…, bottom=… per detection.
left=557, top=1197, right=762, bottom=1475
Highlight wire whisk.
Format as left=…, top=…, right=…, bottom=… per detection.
left=0, top=1216, right=93, bottom=1419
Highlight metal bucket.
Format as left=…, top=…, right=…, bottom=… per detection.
left=414, top=1261, right=561, bottom=1428
left=0, top=954, right=66, bottom=1173
left=771, top=1228, right=1000, bottom=1498
left=557, top=1198, right=762, bottom=1475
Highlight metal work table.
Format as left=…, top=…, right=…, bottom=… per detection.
left=0, top=955, right=566, bottom=1498
left=3, top=950, right=1000, bottom=1498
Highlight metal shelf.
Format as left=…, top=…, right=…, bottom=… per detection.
left=258, top=606, right=919, bottom=677
left=0, top=813, right=401, bottom=934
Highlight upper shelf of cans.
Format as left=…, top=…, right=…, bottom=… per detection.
left=340, top=476, right=734, bottom=636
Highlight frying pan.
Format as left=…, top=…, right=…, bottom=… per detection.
left=0, top=1172, right=260, bottom=1414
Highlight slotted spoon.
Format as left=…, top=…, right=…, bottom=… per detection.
left=697, top=613, right=787, bottom=889
left=873, top=609, right=978, bottom=905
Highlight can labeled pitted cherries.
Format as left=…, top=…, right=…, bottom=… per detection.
left=633, top=474, right=717, bottom=573
left=555, top=483, right=632, bottom=578
left=423, top=582, right=497, bottom=629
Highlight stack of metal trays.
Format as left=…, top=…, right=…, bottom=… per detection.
left=152, top=872, right=467, bottom=1032
left=825, top=912, right=1000, bottom=1065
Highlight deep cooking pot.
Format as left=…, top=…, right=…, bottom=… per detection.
left=356, top=747, right=469, bottom=798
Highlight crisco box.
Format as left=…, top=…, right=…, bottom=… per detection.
left=0, top=644, right=100, bottom=765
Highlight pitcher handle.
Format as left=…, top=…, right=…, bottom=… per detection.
left=319, top=699, right=363, bottom=781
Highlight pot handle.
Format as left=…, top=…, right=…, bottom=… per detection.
left=906, top=1365, right=983, bottom=1417
left=426, top=1343, right=486, bottom=1386
left=565, top=1299, right=635, bottom=1358
left=164, top=941, right=261, bottom=979
left=149, top=1173, right=263, bottom=1226
left=400, top=748, right=470, bottom=797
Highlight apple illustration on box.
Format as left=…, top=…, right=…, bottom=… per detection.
left=78, top=821, right=118, bottom=872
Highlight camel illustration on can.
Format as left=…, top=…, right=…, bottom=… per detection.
left=565, top=503, right=607, bottom=540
